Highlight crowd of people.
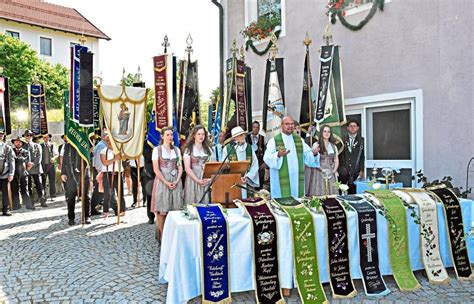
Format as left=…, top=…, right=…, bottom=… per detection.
left=0, top=116, right=364, bottom=243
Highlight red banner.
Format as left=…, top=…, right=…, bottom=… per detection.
left=153, top=55, right=169, bottom=129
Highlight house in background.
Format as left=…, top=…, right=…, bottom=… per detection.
left=223, top=0, right=473, bottom=194
left=0, top=0, right=110, bottom=73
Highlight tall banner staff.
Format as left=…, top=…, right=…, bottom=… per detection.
left=132, top=67, right=145, bottom=208
left=299, top=32, right=317, bottom=145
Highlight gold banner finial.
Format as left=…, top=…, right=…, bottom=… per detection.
left=162, top=35, right=170, bottom=53
left=78, top=34, right=86, bottom=46
left=231, top=39, right=238, bottom=58
left=303, top=32, right=312, bottom=47
left=323, top=25, right=333, bottom=45
left=239, top=45, right=245, bottom=61
left=185, top=34, right=193, bottom=60
left=269, top=33, right=279, bottom=59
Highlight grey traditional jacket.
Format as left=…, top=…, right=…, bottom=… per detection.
left=0, top=142, right=15, bottom=179
left=24, top=142, right=43, bottom=175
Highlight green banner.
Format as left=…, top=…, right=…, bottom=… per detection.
left=366, top=190, right=420, bottom=291
left=273, top=197, right=327, bottom=303
left=64, top=90, right=93, bottom=165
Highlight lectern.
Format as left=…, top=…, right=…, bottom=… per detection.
left=203, top=160, right=250, bottom=208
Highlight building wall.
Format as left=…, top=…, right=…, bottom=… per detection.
left=226, top=0, right=473, bottom=190
left=0, top=19, right=100, bottom=73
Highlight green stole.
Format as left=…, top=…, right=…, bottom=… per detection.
left=226, top=144, right=252, bottom=162
left=274, top=133, right=305, bottom=197
left=367, top=190, right=420, bottom=292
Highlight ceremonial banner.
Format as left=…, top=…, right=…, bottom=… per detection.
left=262, top=58, right=285, bottom=141
left=366, top=190, right=420, bottom=291
left=78, top=51, right=94, bottom=127
left=241, top=200, right=284, bottom=304
left=299, top=49, right=317, bottom=140
left=153, top=54, right=174, bottom=130
left=273, top=197, right=327, bottom=304
left=71, top=44, right=88, bottom=123
left=177, top=59, right=187, bottom=131
left=64, top=90, right=92, bottom=164
left=393, top=189, right=449, bottom=284
left=28, top=84, right=48, bottom=135
left=245, top=65, right=252, bottom=132
left=98, top=85, right=148, bottom=159
left=342, top=195, right=390, bottom=296
left=179, top=60, right=200, bottom=137
left=221, top=57, right=248, bottom=142
left=211, top=96, right=222, bottom=146
left=93, top=89, right=101, bottom=132
left=0, top=76, right=12, bottom=135
left=195, top=204, right=231, bottom=304
left=429, top=186, right=473, bottom=280
left=315, top=45, right=346, bottom=147
left=321, top=197, right=356, bottom=298
left=146, top=111, right=161, bottom=148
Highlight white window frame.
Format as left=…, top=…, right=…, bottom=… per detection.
left=244, top=0, right=286, bottom=46
left=343, top=0, right=392, bottom=17
left=39, top=36, right=53, bottom=57
left=5, top=30, right=20, bottom=39
left=345, top=89, right=423, bottom=187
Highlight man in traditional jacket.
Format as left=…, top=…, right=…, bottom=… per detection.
left=142, top=139, right=155, bottom=224
left=264, top=116, right=321, bottom=199
left=246, top=121, right=266, bottom=190
left=41, top=134, right=58, bottom=199
left=338, top=120, right=365, bottom=194
left=211, top=131, right=225, bottom=162
left=0, top=131, right=14, bottom=215
left=11, top=136, right=34, bottom=210
left=61, top=143, right=92, bottom=225
left=222, top=126, right=259, bottom=198
left=23, top=129, right=47, bottom=207
left=90, top=134, right=106, bottom=215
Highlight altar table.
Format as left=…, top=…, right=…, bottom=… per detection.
left=158, top=199, right=474, bottom=304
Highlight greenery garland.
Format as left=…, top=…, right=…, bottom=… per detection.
left=245, top=30, right=281, bottom=56
left=330, top=0, right=384, bottom=31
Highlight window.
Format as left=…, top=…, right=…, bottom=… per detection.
left=343, top=0, right=391, bottom=16
left=40, top=37, right=52, bottom=56
left=245, top=0, right=285, bottom=42
left=345, top=0, right=374, bottom=9
left=345, top=90, right=424, bottom=187
left=5, top=30, right=20, bottom=39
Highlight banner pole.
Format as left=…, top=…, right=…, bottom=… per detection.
left=81, top=158, right=85, bottom=226
left=117, top=155, right=122, bottom=225
left=137, top=157, right=141, bottom=208
left=7, top=181, right=12, bottom=212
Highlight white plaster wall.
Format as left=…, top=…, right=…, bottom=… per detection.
left=226, top=0, right=474, bottom=190
left=1, top=19, right=100, bottom=74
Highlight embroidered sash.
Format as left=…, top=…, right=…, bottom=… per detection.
left=274, top=133, right=304, bottom=197
left=321, top=197, right=357, bottom=298
left=273, top=197, right=327, bottom=303
left=394, top=189, right=450, bottom=284
left=196, top=204, right=232, bottom=303
left=429, top=186, right=473, bottom=280
left=241, top=199, right=284, bottom=304
left=341, top=195, right=390, bottom=296
left=366, top=190, right=420, bottom=291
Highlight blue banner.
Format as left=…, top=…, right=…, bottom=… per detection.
left=211, top=98, right=222, bottom=146
left=71, top=44, right=88, bottom=123
left=146, top=111, right=161, bottom=148
left=196, top=205, right=231, bottom=303
left=29, top=84, right=42, bottom=135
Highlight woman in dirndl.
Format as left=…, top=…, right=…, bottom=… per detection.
left=306, top=125, right=339, bottom=196
left=183, top=125, right=212, bottom=205
left=152, top=127, right=183, bottom=241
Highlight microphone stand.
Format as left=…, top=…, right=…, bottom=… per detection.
left=197, top=142, right=237, bottom=205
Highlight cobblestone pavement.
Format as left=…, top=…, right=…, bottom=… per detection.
left=1, top=195, right=473, bottom=303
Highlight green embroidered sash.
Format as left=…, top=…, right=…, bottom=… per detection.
left=227, top=144, right=252, bottom=162
left=366, top=190, right=420, bottom=292
left=274, top=133, right=304, bottom=197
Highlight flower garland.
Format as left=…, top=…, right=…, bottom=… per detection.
left=327, top=0, right=385, bottom=31
left=241, top=12, right=282, bottom=56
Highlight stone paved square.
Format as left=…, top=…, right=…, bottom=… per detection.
left=0, top=195, right=473, bottom=303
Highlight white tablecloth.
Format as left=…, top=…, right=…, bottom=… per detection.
left=159, top=199, right=474, bottom=304
left=355, top=181, right=404, bottom=193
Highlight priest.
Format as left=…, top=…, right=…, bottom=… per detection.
left=222, top=126, right=259, bottom=198
left=264, top=116, right=320, bottom=198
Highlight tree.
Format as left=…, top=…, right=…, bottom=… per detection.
left=0, top=34, right=68, bottom=109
